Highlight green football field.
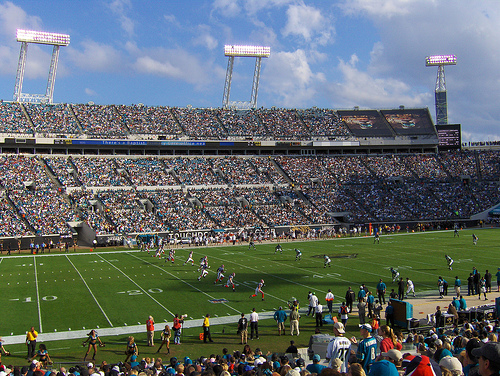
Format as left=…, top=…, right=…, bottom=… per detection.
left=1, top=227, right=497, bottom=335
left=0, top=227, right=498, bottom=363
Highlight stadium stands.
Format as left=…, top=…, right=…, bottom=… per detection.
left=0, top=102, right=498, bottom=243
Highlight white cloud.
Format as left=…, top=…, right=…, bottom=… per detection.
left=242, top=0, right=293, bottom=15
left=340, top=0, right=421, bottom=18
left=67, top=40, right=123, bottom=72
left=193, top=25, right=218, bottom=51
left=212, top=0, right=293, bottom=17
left=339, top=1, right=500, bottom=140
left=0, top=44, right=17, bottom=76
left=329, top=54, right=430, bottom=108
left=0, top=1, right=46, bottom=77
left=0, top=1, right=42, bottom=35
left=107, top=0, right=135, bottom=37
left=282, top=3, right=335, bottom=46
left=164, top=14, right=181, bottom=28
left=133, top=48, right=215, bottom=88
left=212, top=0, right=241, bottom=17
left=85, top=88, right=97, bottom=96
left=262, top=49, right=325, bottom=107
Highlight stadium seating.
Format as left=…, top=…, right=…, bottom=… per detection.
left=0, top=103, right=499, bottom=238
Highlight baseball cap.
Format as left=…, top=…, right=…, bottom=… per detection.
left=369, top=360, right=399, bottom=376
left=439, top=356, right=463, bottom=373
left=359, top=323, right=372, bottom=332
left=466, top=338, right=482, bottom=361
left=471, top=342, right=500, bottom=364
left=331, top=358, right=343, bottom=370
left=312, top=354, right=321, bottom=362
left=285, top=370, right=299, bottom=376
left=334, top=322, right=345, bottom=334
left=382, top=349, right=403, bottom=362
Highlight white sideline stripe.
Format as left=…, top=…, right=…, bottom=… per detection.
left=96, top=254, right=174, bottom=316
left=128, top=253, right=242, bottom=314
left=65, top=255, right=113, bottom=327
left=33, top=256, right=43, bottom=333
left=0, top=250, right=141, bottom=259
left=1, top=311, right=278, bottom=345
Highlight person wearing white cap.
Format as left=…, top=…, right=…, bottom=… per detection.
left=325, top=321, right=351, bottom=373
left=381, top=348, right=403, bottom=371
left=351, top=324, right=377, bottom=374
left=439, top=355, right=463, bottom=375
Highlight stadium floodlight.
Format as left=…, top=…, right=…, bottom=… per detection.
left=14, top=29, right=70, bottom=105
left=17, top=29, right=70, bottom=46
left=425, top=54, right=456, bottom=66
left=426, top=54, right=457, bottom=125
left=222, top=45, right=271, bottom=109
left=224, top=45, right=271, bottom=58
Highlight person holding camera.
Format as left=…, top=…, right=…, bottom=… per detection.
left=173, top=313, right=185, bottom=345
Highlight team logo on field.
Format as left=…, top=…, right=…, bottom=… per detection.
left=209, top=298, right=229, bottom=303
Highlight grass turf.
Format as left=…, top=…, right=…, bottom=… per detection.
left=0, top=227, right=497, bottom=365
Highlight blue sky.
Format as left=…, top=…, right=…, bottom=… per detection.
left=0, top=0, right=499, bottom=142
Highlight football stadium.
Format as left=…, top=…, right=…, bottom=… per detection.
left=1, top=26, right=500, bottom=376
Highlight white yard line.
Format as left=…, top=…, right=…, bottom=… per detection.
left=33, top=256, right=43, bottom=333
left=65, top=255, right=114, bottom=327
left=96, top=253, right=175, bottom=317
left=127, top=253, right=243, bottom=314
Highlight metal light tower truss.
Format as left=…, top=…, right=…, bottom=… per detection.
left=425, top=54, right=456, bottom=125
left=222, top=45, right=270, bottom=109
left=14, top=29, right=70, bottom=104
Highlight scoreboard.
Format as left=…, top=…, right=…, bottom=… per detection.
left=436, top=124, right=461, bottom=150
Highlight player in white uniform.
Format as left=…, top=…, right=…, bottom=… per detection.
left=324, top=255, right=331, bottom=268
left=214, top=264, right=225, bottom=284
left=166, top=249, right=175, bottom=263
left=224, top=273, right=236, bottom=291
left=146, top=238, right=154, bottom=254
left=154, top=238, right=165, bottom=258
left=472, top=233, right=478, bottom=245
left=198, top=263, right=209, bottom=281
left=406, top=278, right=415, bottom=297
left=325, top=322, right=351, bottom=373
left=250, top=279, right=265, bottom=300
left=295, top=248, right=302, bottom=261
left=198, top=256, right=208, bottom=271
left=183, top=251, right=194, bottom=266
left=446, top=255, right=454, bottom=270
left=390, top=267, right=400, bottom=283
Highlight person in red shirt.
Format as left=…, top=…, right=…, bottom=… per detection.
left=378, top=325, right=402, bottom=353
left=146, top=316, right=155, bottom=346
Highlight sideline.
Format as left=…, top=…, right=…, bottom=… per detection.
left=1, top=311, right=278, bottom=345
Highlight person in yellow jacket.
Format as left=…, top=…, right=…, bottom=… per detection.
left=26, top=326, right=38, bottom=360
left=202, top=314, right=213, bottom=343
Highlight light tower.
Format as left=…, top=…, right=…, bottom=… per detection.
left=222, top=45, right=270, bottom=109
left=425, top=54, right=456, bottom=125
left=14, top=29, right=70, bottom=104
